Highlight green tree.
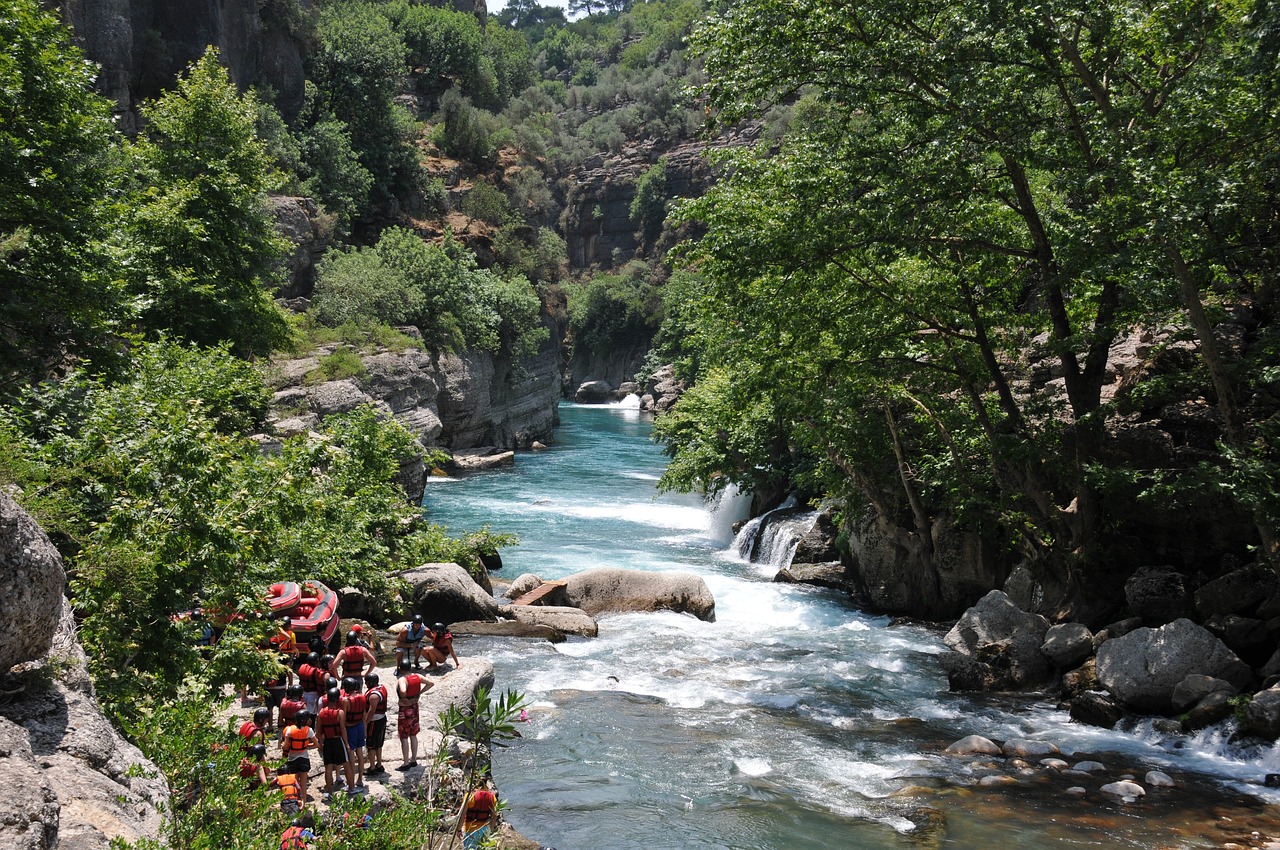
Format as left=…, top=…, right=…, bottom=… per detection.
left=0, top=0, right=127, bottom=387
left=629, top=156, right=668, bottom=242
left=125, top=48, right=290, bottom=357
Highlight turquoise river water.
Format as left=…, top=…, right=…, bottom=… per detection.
left=422, top=403, right=1280, bottom=850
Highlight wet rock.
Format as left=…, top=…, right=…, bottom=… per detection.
left=1069, top=691, right=1124, bottom=729
left=1146, top=770, right=1175, bottom=788
left=397, top=563, right=501, bottom=624
left=1172, top=674, right=1237, bottom=713
left=1184, top=690, right=1235, bottom=730
left=1041, top=758, right=1069, bottom=770
left=1065, top=785, right=1088, bottom=796
left=1001, top=739, right=1061, bottom=759
left=1041, top=623, right=1094, bottom=670
left=943, top=591, right=1052, bottom=690
left=773, top=561, right=847, bottom=589
left=503, top=605, right=599, bottom=638
left=450, top=448, right=515, bottom=471
left=574, top=380, right=614, bottom=404
left=503, top=573, right=544, bottom=600
left=1100, top=780, right=1146, bottom=802
left=1125, top=565, right=1191, bottom=625
left=944, top=735, right=1002, bottom=756
left=1243, top=686, right=1280, bottom=740
left=1061, top=658, right=1098, bottom=699
left=0, top=491, right=65, bottom=671
left=561, top=568, right=716, bottom=622
left=1071, top=761, right=1106, bottom=773
left=1096, top=618, right=1251, bottom=713
left=978, top=774, right=1018, bottom=787
left=1195, top=564, right=1278, bottom=619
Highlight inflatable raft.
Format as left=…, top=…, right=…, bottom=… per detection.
left=266, top=581, right=302, bottom=612
left=284, top=580, right=341, bottom=648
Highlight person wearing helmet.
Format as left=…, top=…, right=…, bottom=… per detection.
left=422, top=622, right=460, bottom=672
left=296, top=653, right=323, bottom=713
left=331, top=630, right=376, bottom=680
left=363, top=672, right=389, bottom=774
left=341, top=676, right=368, bottom=788
left=239, top=707, right=270, bottom=749
left=396, top=615, right=430, bottom=670
left=317, top=687, right=356, bottom=799
left=239, top=742, right=269, bottom=790
left=395, top=657, right=432, bottom=769
left=279, top=711, right=316, bottom=802
left=279, top=813, right=315, bottom=849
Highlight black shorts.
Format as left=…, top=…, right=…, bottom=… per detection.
left=367, top=717, right=387, bottom=750
left=322, top=737, right=348, bottom=766
left=263, top=687, right=284, bottom=708
left=286, top=756, right=310, bottom=775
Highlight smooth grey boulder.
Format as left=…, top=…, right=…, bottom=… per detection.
left=574, top=380, right=614, bottom=403
left=1069, top=691, right=1124, bottom=728
left=1096, top=618, right=1251, bottom=713
left=450, top=620, right=566, bottom=643
left=1183, top=689, right=1235, bottom=730
left=943, top=591, right=1052, bottom=690
left=503, top=573, right=544, bottom=600
left=1243, top=687, right=1280, bottom=740
left=504, top=605, right=599, bottom=638
left=1195, top=564, right=1278, bottom=618
left=1002, top=739, right=1060, bottom=758
left=561, top=568, right=716, bottom=621
left=0, top=491, right=65, bottom=672
left=1124, top=565, right=1190, bottom=624
left=1100, top=780, right=1146, bottom=802
left=417, top=657, right=497, bottom=725
left=943, top=735, right=1002, bottom=756
left=1041, top=623, right=1094, bottom=670
left=398, top=563, right=501, bottom=624
left=1170, top=674, right=1236, bottom=713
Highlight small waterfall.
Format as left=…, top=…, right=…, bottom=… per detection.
left=729, top=494, right=821, bottom=567
left=610, top=394, right=642, bottom=409
left=706, top=482, right=753, bottom=546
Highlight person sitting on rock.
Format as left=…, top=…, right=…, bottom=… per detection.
left=317, top=686, right=356, bottom=799
left=395, top=658, right=432, bottom=769
left=422, top=622, right=461, bottom=672
left=332, top=631, right=377, bottom=680
left=279, top=711, right=316, bottom=802
left=363, top=672, right=389, bottom=775
left=396, top=615, right=430, bottom=670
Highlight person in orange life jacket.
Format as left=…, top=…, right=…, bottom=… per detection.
left=270, top=616, right=299, bottom=672
left=280, top=813, right=316, bottom=849
left=273, top=768, right=305, bottom=815
left=395, top=657, right=432, bottom=769
left=460, top=786, right=498, bottom=847
left=317, top=687, right=356, bottom=798
left=239, top=707, right=270, bottom=750
left=396, top=615, right=430, bottom=670
left=239, top=743, right=269, bottom=791
left=279, top=710, right=317, bottom=802
left=363, top=672, right=389, bottom=775
left=278, top=685, right=305, bottom=743
left=331, top=631, right=376, bottom=681
left=340, top=676, right=368, bottom=787
left=296, top=653, right=323, bottom=714
left=422, top=622, right=460, bottom=672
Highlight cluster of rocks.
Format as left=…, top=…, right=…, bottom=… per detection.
left=943, top=734, right=1176, bottom=804
left=943, top=566, right=1280, bottom=738
left=1, top=491, right=168, bottom=850
left=571, top=364, right=685, bottom=413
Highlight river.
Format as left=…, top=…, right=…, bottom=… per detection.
left=422, top=403, right=1280, bottom=849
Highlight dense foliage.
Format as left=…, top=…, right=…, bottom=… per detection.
left=653, top=0, right=1280, bottom=590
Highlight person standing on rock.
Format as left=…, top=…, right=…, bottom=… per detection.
left=423, top=622, right=460, bottom=672
left=317, top=687, right=356, bottom=799
left=280, top=711, right=316, bottom=802
left=364, top=672, right=389, bottom=775
left=396, top=658, right=432, bottom=768
left=396, top=615, right=430, bottom=670
left=341, top=676, right=368, bottom=789
left=332, top=630, right=377, bottom=680
left=297, top=653, right=323, bottom=713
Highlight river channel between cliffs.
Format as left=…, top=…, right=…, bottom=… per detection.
left=423, top=403, right=1280, bottom=850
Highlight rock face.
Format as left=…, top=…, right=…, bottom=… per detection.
left=1, top=492, right=66, bottom=672
left=943, top=591, right=1052, bottom=690
left=1, top=498, right=168, bottom=850
left=559, top=568, right=716, bottom=622
left=397, top=563, right=501, bottom=624
left=1095, top=618, right=1252, bottom=713
left=58, top=0, right=309, bottom=128
left=269, top=196, right=331, bottom=298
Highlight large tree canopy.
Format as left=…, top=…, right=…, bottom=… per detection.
left=660, top=0, right=1280, bottom=605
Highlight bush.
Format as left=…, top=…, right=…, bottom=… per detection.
left=630, top=156, right=669, bottom=241
left=567, top=260, right=663, bottom=359
left=461, top=180, right=513, bottom=226
left=311, top=244, right=420, bottom=327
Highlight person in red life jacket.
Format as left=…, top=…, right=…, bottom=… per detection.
left=279, top=813, right=316, bottom=849
left=279, top=710, right=317, bottom=802
left=296, top=653, right=323, bottom=714
left=395, top=658, right=432, bottom=769
left=317, top=687, right=356, bottom=799
left=363, top=672, right=389, bottom=775
left=239, top=743, right=269, bottom=791
left=460, top=786, right=498, bottom=849
left=273, top=768, right=305, bottom=814
left=239, top=707, right=270, bottom=750
left=396, top=615, right=430, bottom=670
left=331, top=631, right=376, bottom=681
left=278, top=685, right=305, bottom=743
left=340, top=676, right=368, bottom=789
left=422, top=622, right=461, bottom=672
left=350, top=623, right=371, bottom=648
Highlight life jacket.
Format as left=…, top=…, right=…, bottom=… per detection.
left=270, top=629, right=296, bottom=654
left=367, top=685, right=388, bottom=717
left=401, top=673, right=423, bottom=701
left=432, top=630, right=452, bottom=652
left=279, top=699, right=304, bottom=725
left=405, top=624, right=427, bottom=647
left=297, top=664, right=319, bottom=693
left=466, top=789, right=496, bottom=822
left=318, top=705, right=343, bottom=739
left=280, top=825, right=311, bottom=850
left=276, top=772, right=301, bottom=802
left=239, top=721, right=265, bottom=747
left=343, top=692, right=366, bottom=725
left=340, top=645, right=365, bottom=677
left=282, top=725, right=310, bottom=756
left=239, top=757, right=260, bottom=779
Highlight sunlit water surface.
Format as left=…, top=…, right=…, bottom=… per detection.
left=423, top=403, right=1280, bottom=849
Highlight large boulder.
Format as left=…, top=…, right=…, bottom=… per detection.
left=1040, top=623, right=1094, bottom=670
left=942, top=591, right=1052, bottom=690
left=418, top=657, right=496, bottom=725
left=1070, top=690, right=1124, bottom=728
left=503, top=605, right=599, bottom=637
left=1124, top=565, right=1191, bottom=625
left=1095, top=618, right=1252, bottom=713
left=1243, top=687, right=1280, bottom=740
left=560, top=569, right=716, bottom=621
left=397, top=563, right=501, bottom=625
left=574, top=379, right=614, bottom=404
left=0, top=491, right=66, bottom=672
left=1194, top=564, right=1278, bottom=619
